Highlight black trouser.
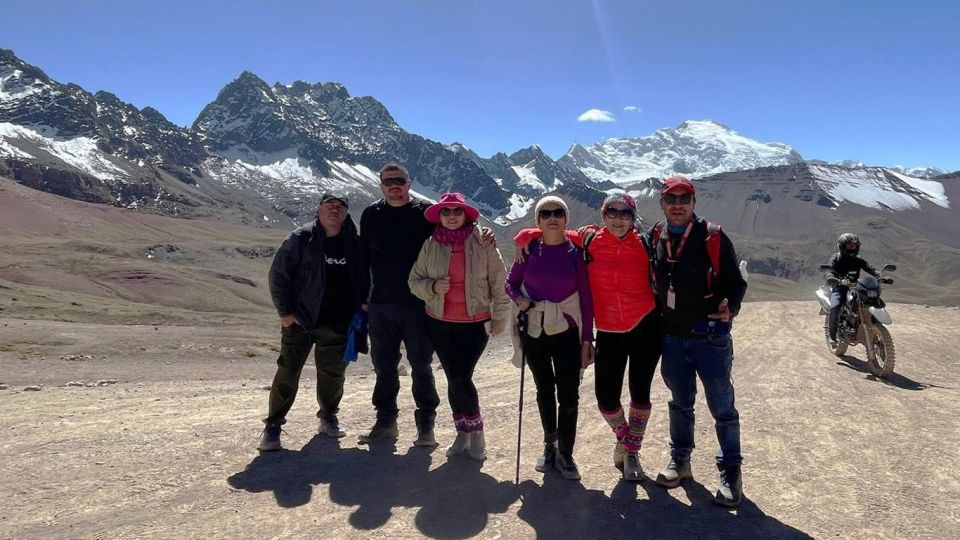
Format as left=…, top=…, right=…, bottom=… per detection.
left=828, top=285, right=849, bottom=341
left=264, top=324, right=347, bottom=426
left=368, top=303, right=440, bottom=426
left=426, top=318, right=489, bottom=417
left=594, top=312, right=662, bottom=411
left=522, top=327, right=581, bottom=455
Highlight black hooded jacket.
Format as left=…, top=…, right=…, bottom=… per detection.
left=268, top=216, right=367, bottom=329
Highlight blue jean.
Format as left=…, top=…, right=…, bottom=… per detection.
left=661, top=332, right=741, bottom=468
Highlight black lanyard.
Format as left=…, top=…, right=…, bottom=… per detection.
left=663, top=222, right=693, bottom=289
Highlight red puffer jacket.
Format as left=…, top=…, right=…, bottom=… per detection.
left=514, top=227, right=656, bottom=332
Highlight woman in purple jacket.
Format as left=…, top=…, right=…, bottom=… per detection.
left=505, top=195, right=594, bottom=481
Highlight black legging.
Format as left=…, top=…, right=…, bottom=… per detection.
left=594, top=311, right=662, bottom=411
left=426, top=318, right=489, bottom=417
left=522, top=327, right=582, bottom=455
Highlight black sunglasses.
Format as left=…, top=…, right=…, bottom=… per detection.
left=439, top=207, right=464, bottom=217
left=381, top=177, right=408, bottom=187
left=603, top=207, right=635, bottom=220
left=661, top=193, right=693, bottom=205
left=538, top=208, right=566, bottom=220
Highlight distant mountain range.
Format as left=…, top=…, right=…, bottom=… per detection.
left=1, top=48, right=956, bottom=228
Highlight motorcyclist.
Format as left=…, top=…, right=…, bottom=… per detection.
left=825, top=233, right=879, bottom=345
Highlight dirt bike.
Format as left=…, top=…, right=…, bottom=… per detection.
left=814, top=263, right=897, bottom=377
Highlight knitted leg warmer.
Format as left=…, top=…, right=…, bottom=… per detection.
left=625, top=402, right=651, bottom=453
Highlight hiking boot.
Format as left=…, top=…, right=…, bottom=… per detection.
left=319, top=415, right=346, bottom=438
left=613, top=440, right=626, bottom=471
left=622, top=452, right=644, bottom=482
left=467, top=430, right=486, bottom=461
left=258, top=424, right=282, bottom=452
left=535, top=441, right=557, bottom=472
left=357, top=419, right=399, bottom=444
left=655, top=458, right=692, bottom=488
left=715, top=465, right=743, bottom=507
left=555, top=452, right=581, bottom=481
left=446, top=431, right=470, bottom=457
left=413, top=423, right=438, bottom=448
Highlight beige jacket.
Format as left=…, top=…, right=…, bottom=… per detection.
left=408, top=228, right=512, bottom=335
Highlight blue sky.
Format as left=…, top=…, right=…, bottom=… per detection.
left=4, top=0, right=959, bottom=169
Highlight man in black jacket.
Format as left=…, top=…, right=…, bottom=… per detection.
left=649, top=176, right=748, bottom=507
left=357, top=162, right=441, bottom=447
left=826, top=233, right=879, bottom=345
left=259, top=192, right=368, bottom=452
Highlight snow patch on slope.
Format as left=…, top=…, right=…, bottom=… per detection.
left=494, top=193, right=536, bottom=225
left=0, top=122, right=128, bottom=181
left=511, top=164, right=547, bottom=191
left=809, top=164, right=949, bottom=211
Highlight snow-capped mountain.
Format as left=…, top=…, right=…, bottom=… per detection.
left=192, top=71, right=510, bottom=216
left=447, top=142, right=611, bottom=224
left=0, top=49, right=512, bottom=223
left=560, top=119, right=804, bottom=185
left=827, top=160, right=948, bottom=179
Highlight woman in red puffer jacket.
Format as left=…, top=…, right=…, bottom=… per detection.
left=513, top=192, right=661, bottom=482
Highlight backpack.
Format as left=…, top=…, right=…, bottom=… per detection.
left=649, top=221, right=723, bottom=296
left=579, top=225, right=601, bottom=264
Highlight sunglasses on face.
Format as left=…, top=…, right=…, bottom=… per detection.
left=439, top=207, right=465, bottom=217
left=538, top=208, right=566, bottom=220
left=381, top=177, right=408, bottom=187
left=603, top=207, right=635, bottom=220
left=661, top=193, right=693, bottom=205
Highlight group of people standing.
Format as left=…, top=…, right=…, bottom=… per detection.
left=258, top=162, right=748, bottom=507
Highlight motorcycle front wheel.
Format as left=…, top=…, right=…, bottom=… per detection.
left=866, top=324, right=896, bottom=378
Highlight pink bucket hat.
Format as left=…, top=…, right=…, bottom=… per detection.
left=424, top=192, right=481, bottom=224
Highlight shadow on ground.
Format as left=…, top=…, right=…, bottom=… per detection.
left=228, top=435, right=810, bottom=539
left=227, top=435, right=516, bottom=538
left=836, top=355, right=943, bottom=390
left=515, top=472, right=810, bottom=539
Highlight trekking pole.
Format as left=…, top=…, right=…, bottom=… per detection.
left=515, top=308, right=530, bottom=486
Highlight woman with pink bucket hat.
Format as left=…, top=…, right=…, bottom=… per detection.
left=408, top=192, right=512, bottom=461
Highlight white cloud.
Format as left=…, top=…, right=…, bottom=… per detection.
left=624, top=105, right=642, bottom=112
left=577, top=108, right=616, bottom=122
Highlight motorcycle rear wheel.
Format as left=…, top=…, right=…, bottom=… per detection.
left=824, top=319, right=848, bottom=356
left=866, top=324, right=896, bottom=378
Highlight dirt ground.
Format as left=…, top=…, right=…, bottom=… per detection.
left=1, top=301, right=959, bottom=539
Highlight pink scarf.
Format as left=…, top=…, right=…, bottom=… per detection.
left=432, top=223, right=475, bottom=246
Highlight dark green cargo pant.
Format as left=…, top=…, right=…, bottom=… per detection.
left=263, top=323, right=348, bottom=426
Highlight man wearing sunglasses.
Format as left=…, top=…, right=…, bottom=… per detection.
left=358, top=162, right=441, bottom=446
left=650, top=175, right=748, bottom=507
left=358, top=163, right=498, bottom=447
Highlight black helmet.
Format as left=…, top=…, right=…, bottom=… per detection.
left=837, top=233, right=860, bottom=256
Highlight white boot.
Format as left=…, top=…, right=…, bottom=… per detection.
left=446, top=431, right=470, bottom=457
left=467, top=430, right=487, bottom=461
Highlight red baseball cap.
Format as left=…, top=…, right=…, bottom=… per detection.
left=660, top=175, right=696, bottom=195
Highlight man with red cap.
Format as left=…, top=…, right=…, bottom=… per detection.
left=649, top=175, right=748, bottom=507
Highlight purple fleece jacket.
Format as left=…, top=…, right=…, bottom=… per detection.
left=505, top=240, right=594, bottom=342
